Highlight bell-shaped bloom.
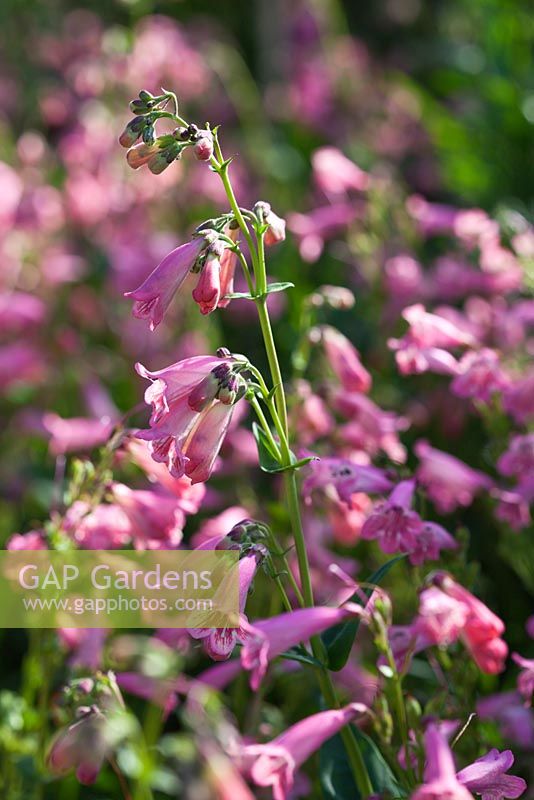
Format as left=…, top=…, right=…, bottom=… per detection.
left=492, top=489, right=531, bottom=532
left=498, top=434, right=534, bottom=478
left=409, top=522, right=458, bottom=566
left=417, top=573, right=508, bottom=674
left=302, top=456, right=393, bottom=506
left=238, top=703, right=367, bottom=800
left=316, top=325, right=372, bottom=393
left=117, top=672, right=181, bottom=718
left=312, top=147, right=370, bottom=196
left=333, top=390, right=408, bottom=463
left=62, top=501, right=133, bottom=549
left=125, top=237, right=206, bottom=330
left=217, top=225, right=239, bottom=308
left=240, top=603, right=365, bottom=690
left=503, top=372, right=534, bottom=425
left=7, top=530, right=47, bottom=550
left=412, top=723, right=474, bottom=800
left=42, top=413, right=114, bottom=455
left=414, top=440, right=493, bottom=513
left=456, top=749, right=526, bottom=800
left=361, top=480, right=422, bottom=554
left=193, top=129, right=214, bottom=161
left=512, top=653, right=534, bottom=705
left=292, top=380, right=334, bottom=446
left=190, top=548, right=265, bottom=661
left=478, top=692, right=534, bottom=750
left=387, top=624, right=434, bottom=673
left=399, top=304, right=477, bottom=349
left=110, top=483, right=184, bottom=549
left=451, top=349, right=510, bottom=404
left=406, top=195, right=459, bottom=237
left=135, top=354, right=245, bottom=483
left=46, top=707, right=110, bottom=785
left=192, top=246, right=222, bottom=314
left=261, top=204, right=286, bottom=247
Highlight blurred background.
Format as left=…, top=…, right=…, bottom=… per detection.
left=0, top=1, right=533, bottom=794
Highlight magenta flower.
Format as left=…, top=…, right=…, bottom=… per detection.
left=240, top=604, right=365, bottom=690
left=414, top=440, right=493, bottom=513
left=42, top=413, right=114, bottom=455
left=412, top=723, right=473, bottom=800
left=456, top=749, right=526, bottom=800
left=238, top=703, right=367, bottom=800
left=190, top=548, right=265, bottom=660
left=316, top=325, right=372, bottom=393
left=333, top=389, right=408, bottom=463
left=135, top=353, right=246, bottom=483
left=361, top=480, right=421, bottom=554
left=192, top=243, right=223, bottom=314
left=287, top=203, right=356, bottom=262
left=110, top=483, right=184, bottom=549
left=451, top=349, right=510, bottom=403
left=46, top=706, right=110, bottom=785
left=125, top=237, right=207, bottom=330
left=302, top=456, right=393, bottom=506
left=492, top=489, right=531, bottom=532
left=512, top=653, right=534, bottom=705
left=478, top=692, right=534, bottom=750
left=312, top=147, right=370, bottom=196
left=62, top=502, right=132, bottom=549
left=7, top=530, right=47, bottom=550
left=417, top=573, right=508, bottom=674
left=497, top=434, right=534, bottom=478
left=503, top=371, right=534, bottom=425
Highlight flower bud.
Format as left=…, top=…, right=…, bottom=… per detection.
left=255, top=201, right=286, bottom=246
left=126, top=142, right=160, bottom=169
left=193, top=130, right=214, bottom=161
left=147, top=142, right=181, bottom=175
left=142, top=125, right=156, bottom=145
left=188, top=369, right=224, bottom=412
left=119, top=116, right=148, bottom=148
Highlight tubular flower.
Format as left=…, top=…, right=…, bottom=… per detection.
left=237, top=704, right=367, bottom=800
left=417, top=573, right=508, bottom=674
left=125, top=237, right=207, bottom=330
left=411, top=723, right=473, bottom=800
left=192, top=241, right=223, bottom=314
left=302, top=457, right=393, bottom=506
left=46, top=706, right=110, bottom=785
left=110, top=483, right=184, bottom=549
left=217, top=224, right=239, bottom=308
left=314, top=325, right=372, bottom=393
left=135, top=353, right=247, bottom=483
left=361, top=480, right=422, bottom=555
left=414, top=440, right=493, bottom=513
left=456, top=749, right=526, bottom=800
left=240, top=603, right=365, bottom=690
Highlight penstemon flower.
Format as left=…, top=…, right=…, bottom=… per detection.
left=134, top=352, right=248, bottom=482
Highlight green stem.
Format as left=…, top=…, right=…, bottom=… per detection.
left=385, top=645, right=416, bottom=788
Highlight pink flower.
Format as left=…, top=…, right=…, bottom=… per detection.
left=492, top=489, right=531, bottom=532
left=384, top=254, right=426, bottom=305
left=418, top=573, right=508, bottom=674
left=110, top=483, right=184, bottom=549
left=126, top=440, right=206, bottom=512
left=312, top=147, right=370, bottom=196
left=414, top=440, right=493, bottom=513
left=292, top=381, right=334, bottom=445
left=42, top=413, right=114, bottom=455
left=503, top=372, right=534, bottom=425
left=302, top=457, right=393, bottom=506
left=7, top=530, right=47, bottom=550
left=192, top=243, right=222, bottom=314
left=477, top=692, right=534, bottom=749
left=456, top=749, right=526, bottom=800
left=409, top=522, right=458, bottom=566
left=117, top=672, right=181, bottom=718
left=46, top=707, right=110, bottom=785
left=256, top=202, right=286, bottom=247
left=400, top=304, right=477, bottom=349
left=512, top=653, right=534, bottom=705
left=193, top=129, right=214, bottom=161
left=333, top=390, right=408, bottom=463
left=527, top=617, right=534, bottom=640
left=124, top=237, right=206, bottom=330
left=58, top=628, right=107, bottom=670
left=190, top=548, right=265, bottom=660
left=135, top=353, right=246, bottom=483
left=406, top=195, right=458, bottom=236
left=240, top=604, right=365, bottom=690
left=315, top=325, right=372, bottom=393
left=62, top=502, right=132, bottom=549
left=361, top=480, right=422, bottom=554
left=217, top=224, right=239, bottom=308
left=238, top=704, right=367, bottom=800
left=451, top=349, right=510, bottom=404
left=387, top=624, right=434, bottom=672
left=498, top=434, right=534, bottom=477
left=411, top=723, right=473, bottom=800
left=287, top=203, right=357, bottom=262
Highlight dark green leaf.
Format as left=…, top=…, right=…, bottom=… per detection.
left=278, top=648, right=324, bottom=668
left=322, top=556, right=405, bottom=671
left=320, top=726, right=407, bottom=799
left=252, top=422, right=282, bottom=473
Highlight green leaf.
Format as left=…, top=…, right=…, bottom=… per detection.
left=320, top=726, right=407, bottom=799
left=225, top=291, right=254, bottom=300
left=252, top=422, right=282, bottom=473
left=278, top=648, right=325, bottom=668
left=322, top=556, right=405, bottom=671
left=260, top=281, right=295, bottom=297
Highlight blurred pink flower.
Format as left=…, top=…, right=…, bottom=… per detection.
left=302, top=457, right=393, bottom=506
left=7, top=530, right=47, bottom=550
left=46, top=706, right=109, bottom=785
left=312, top=147, right=370, bottom=197
left=361, top=480, right=421, bottom=554
left=333, top=390, right=408, bottom=463
left=62, top=502, right=132, bottom=549
left=411, top=723, right=473, bottom=800
left=477, top=692, right=534, bottom=750
left=511, top=653, right=534, bottom=705
left=414, top=440, right=493, bottom=513
left=503, top=372, right=534, bottom=425
left=451, top=349, right=510, bottom=404
left=316, top=325, right=372, bottom=393
left=287, top=203, right=357, bottom=262
left=110, top=483, right=184, bottom=549
left=498, top=434, right=534, bottom=477
left=42, top=413, right=114, bottom=456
